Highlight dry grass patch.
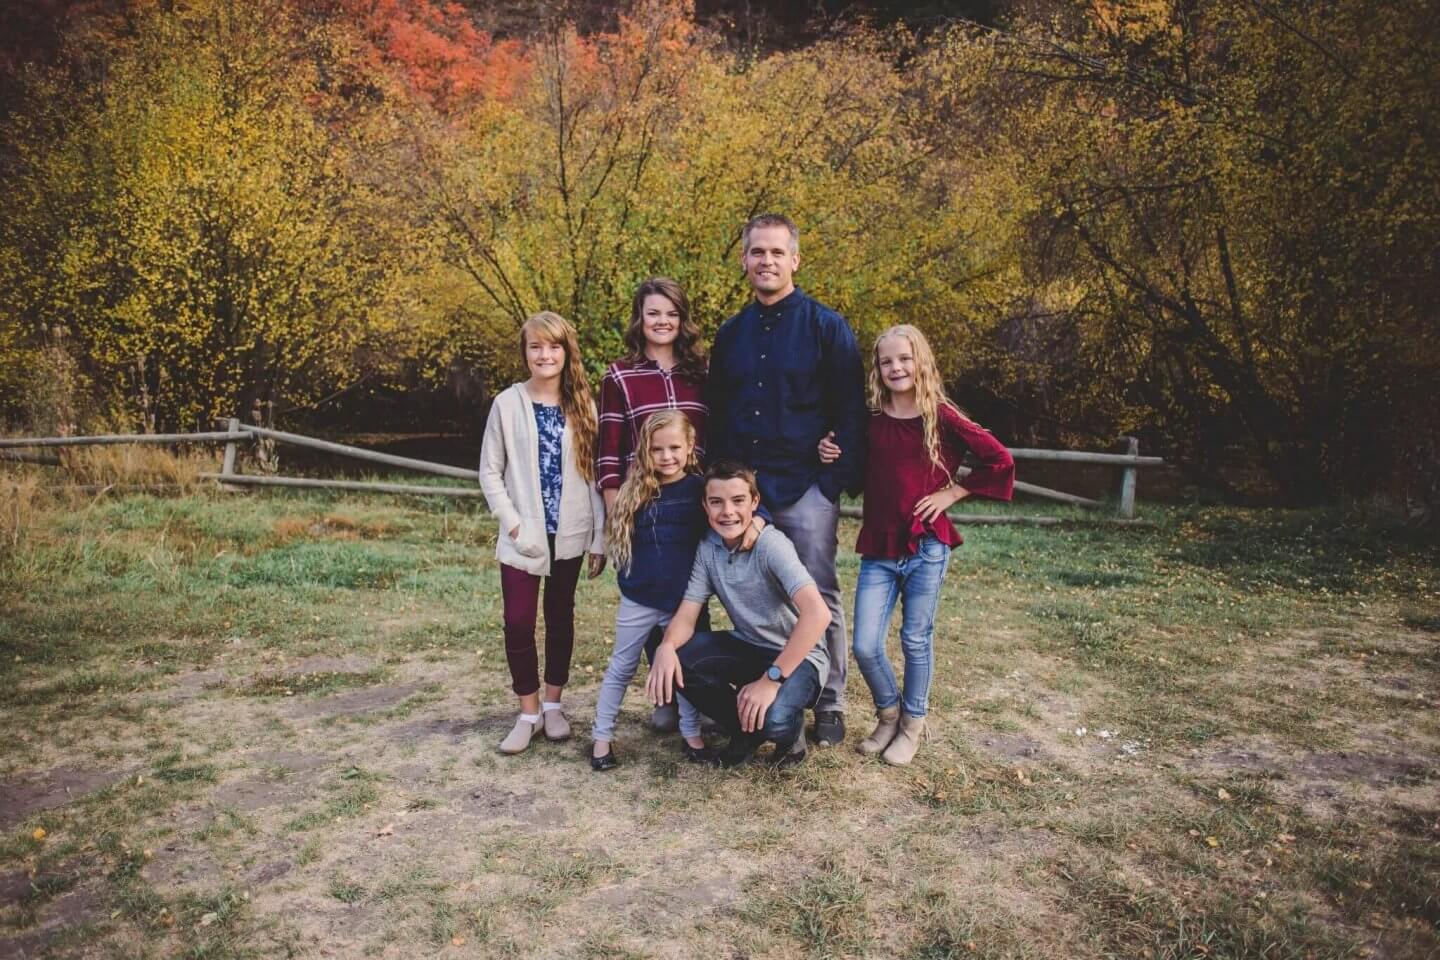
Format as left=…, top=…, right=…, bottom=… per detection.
left=57, top=446, right=215, bottom=491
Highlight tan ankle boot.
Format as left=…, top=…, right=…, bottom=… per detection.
left=499, top=715, right=540, bottom=754
left=858, top=705, right=900, bottom=756
left=542, top=707, right=571, bottom=742
left=882, top=713, right=925, bottom=766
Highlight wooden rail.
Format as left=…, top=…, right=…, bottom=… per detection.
left=0, top=450, right=61, bottom=465
left=200, top=474, right=484, bottom=498
left=1006, top=447, right=1163, bottom=466
left=236, top=424, right=476, bottom=481
left=2, top=423, right=1162, bottom=519
left=0, top=431, right=244, bottom=448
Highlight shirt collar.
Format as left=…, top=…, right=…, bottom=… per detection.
left=755, top=286, right=804, bottom=322
left=633, top=356, right=680, bottom=375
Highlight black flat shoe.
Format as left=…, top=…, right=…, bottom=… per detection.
left=681, top=742, right=717, bottom=765
left=716, top=739, right=757, bottom=769
left=776, top=747, right=807, bottom=769
left=590, top=746, right=620, bottom=772
left=775, top=731, right=808, bottom=769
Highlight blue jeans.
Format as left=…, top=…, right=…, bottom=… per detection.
left=851, top=535, right=952, bottom=717
left=658, top=628, right=821, bottom=751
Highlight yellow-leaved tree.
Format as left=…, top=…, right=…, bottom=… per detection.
left=0, top=0, right=401, bottom=430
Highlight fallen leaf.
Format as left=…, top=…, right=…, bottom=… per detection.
left=376, top=823, right=395, bottom=837
left=1217, top=788, right=1232, bottom=801
left=1277, top=833, right=1296, bottom=843
left=1205, top=836, right=1220, bottom=847
left=451, top=936, right=466, bottom=946
left=199, top=912, right=218, bottom=928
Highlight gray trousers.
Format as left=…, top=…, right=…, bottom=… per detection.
left=769, top=483, right=847, bottom=712
left=592, top=596, right=702, bottom=742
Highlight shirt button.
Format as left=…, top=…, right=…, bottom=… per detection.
left=758, top=381, right=763, bottom=387
left=760, top=354, right=766, bottom=360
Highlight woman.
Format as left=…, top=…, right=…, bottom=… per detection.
left=596, top=277, right=709, bottom=512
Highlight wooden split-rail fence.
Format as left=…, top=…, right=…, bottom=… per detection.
left=1, top=418, right=1165, bottom=523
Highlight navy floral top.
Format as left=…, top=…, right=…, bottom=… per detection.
left=533, top=403, right=566, bottom=533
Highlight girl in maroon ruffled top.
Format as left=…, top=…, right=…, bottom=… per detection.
left=819, top=324, right=1014, bottom=765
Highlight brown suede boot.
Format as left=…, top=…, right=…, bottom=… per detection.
left=882, top=713, right=926, bottom=766
left=858, top=705, right=900, bottom=756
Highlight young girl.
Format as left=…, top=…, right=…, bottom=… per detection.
left=479, top=311, right=606, bottom=755
left=596, top=277, right=709, bottom=733
left=819, top=324, right=1014, bottom=765
left=589, top=410, right=712, bottom=770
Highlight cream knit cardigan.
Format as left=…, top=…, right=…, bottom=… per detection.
left=478, top=382, right=605, bottom=575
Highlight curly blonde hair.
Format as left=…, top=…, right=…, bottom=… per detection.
left=867, top=324, right=963, bottom=476
left=520, top=311, right=597, bottom=485
left=605, top=410, right=700, bottom=574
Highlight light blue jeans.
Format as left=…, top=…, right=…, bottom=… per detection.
left=592, top=596, right=701, bottom=742
left=851, top=535, right=952, bottom=718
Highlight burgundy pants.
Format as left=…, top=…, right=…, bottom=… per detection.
left=499, top=537, right=583, bottom=696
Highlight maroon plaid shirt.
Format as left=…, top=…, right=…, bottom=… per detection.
left=596, top=358, right=708, bottom=491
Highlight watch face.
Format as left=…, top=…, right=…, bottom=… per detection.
left=767, top=666, right=783, bottom=682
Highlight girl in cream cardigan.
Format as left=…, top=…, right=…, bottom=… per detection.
left=479, top=311, right=606, bottom=754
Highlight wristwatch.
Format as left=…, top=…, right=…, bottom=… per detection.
left=765, top=664, right=785, bottom=683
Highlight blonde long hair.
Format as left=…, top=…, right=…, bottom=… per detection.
left=520, top=311, right=597, bottom=485
left=867, top=324, right=962, bottom=476
left=606, top=410, right=699, bottom=573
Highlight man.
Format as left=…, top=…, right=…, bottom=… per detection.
left=706, top=213, right=867, bottom=747
left=646, top=461, right=832, bottom=767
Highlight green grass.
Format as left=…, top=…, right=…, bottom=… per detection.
left=0, top=483, right=1436, bottom=958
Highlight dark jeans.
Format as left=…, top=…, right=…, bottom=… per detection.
left=499, top=536, right=583, bottom=696
left=654, top=628, right=821, bottom=751
left=642, top=603, right=711, bottom=664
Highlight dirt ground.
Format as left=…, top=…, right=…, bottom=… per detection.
left=1, top=494, right=1437, bottom=958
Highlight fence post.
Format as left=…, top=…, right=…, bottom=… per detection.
left=220, top=417, right=241, bottom=488
left=1117, top=436, right=1138, bottom=519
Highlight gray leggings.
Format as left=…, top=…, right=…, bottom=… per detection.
left=591, top=596, right=701, bottom=742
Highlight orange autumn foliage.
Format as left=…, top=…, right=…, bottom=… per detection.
left=332, top=0, right=529, bottom=108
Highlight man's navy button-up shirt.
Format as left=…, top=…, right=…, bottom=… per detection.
left=707, top=287, right=867, bottom=508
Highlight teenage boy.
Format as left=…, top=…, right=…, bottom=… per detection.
left=706, top=213, right=866, bottom=747
left=645, top=460, right=832, bottom=768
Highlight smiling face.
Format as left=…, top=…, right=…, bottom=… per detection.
left=525, top=333, right=566, bottom=384
left=703, top=476, right=759, bottom=545
left=648, top=421, right=693, bottom=484
left=741, top=224, right=800, bottom=303
left=641, top=293, right=681, bottom=351
left=875, top=333, right=917, bottom=398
